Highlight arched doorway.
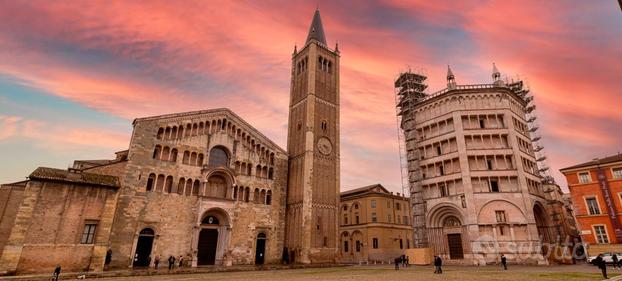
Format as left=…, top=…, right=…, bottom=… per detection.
left=196, top=209, right=231, bottom=266
left=255, top=233, right=267, bottom=265
left=197, top=215, right=220, bottom=265
left=444, top=216, right=464, bottom=260
left=534, top=203, right=551, bottom=243
left=133, top=228, right=155, bottom=267
left=351, top=231, right=364, bottom=262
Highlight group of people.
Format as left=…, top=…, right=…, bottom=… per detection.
left=393, top=255, right=410, bottom=270
left=149, top=254, right=190, bottom=270
left=593, top=253, right=622, bottom=279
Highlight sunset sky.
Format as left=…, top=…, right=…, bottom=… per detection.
left=0, top=1, right=621, bottom=192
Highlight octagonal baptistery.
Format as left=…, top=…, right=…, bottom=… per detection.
left=108, top=108, right=288, bottom=268
left=399, top=67, right=553, bottom=265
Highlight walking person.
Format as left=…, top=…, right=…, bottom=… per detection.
left=597, top=254, right=608, bottom=279
left=434, top=256, right=443, bottom=274
left=52, top=264, right=61, bottom=281
left=394, top=257, right=400, bottom=270
left=154, top=255, right=160, bottom=269
left=178, top=255, right=184, bottom=269
left=613, top=254, right=619, bottom=270
left=501, top=254, right=507, bottom=270
left=168, top=255, right=176, bottom=271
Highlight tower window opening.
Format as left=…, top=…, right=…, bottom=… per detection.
left=490, top=179, right=499, bottom=192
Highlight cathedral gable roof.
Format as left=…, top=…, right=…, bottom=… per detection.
left=133, top=108, right=286, bottom=154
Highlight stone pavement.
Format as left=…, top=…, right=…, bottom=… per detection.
left=0, top=263, right=618, bottom=281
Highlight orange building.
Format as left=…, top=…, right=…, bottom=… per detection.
left=560, top=154, right=622, bottom=250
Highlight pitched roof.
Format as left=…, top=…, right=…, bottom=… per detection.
left=29, top=167, right=120, bottom=188
left=306, top=9, right=327, bottom=45
left=341, top=184, right=391, bottom=197
left=560, top=153, right=622, bottom=171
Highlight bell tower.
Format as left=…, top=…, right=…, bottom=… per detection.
left=285, top=9, right=340, bottom=263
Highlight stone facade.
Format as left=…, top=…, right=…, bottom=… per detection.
left=396, top=67, right=565, bottom=265
left=108, top=109, right=288, bottom=269
left=338, top=184, right=412, bottom=263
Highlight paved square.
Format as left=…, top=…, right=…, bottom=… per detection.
left=94, top=264, right=616, bottom=281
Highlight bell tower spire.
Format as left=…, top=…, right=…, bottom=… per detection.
left=305, top=9, right=327, bottom=45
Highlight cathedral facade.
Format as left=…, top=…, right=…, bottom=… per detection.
left=0, top=10, right=339, bottom=275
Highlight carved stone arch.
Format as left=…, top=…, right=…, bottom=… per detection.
left=426, top=202, right=465, bottom=227
left=204, top=167, right=237, bottom=196
left=477, top=199, right=528, bottom=225
left=199, top=207, right=231, bottom=226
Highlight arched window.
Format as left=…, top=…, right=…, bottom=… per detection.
left=192, top=123, right=198, bottom=136
left=260, top=190, right=266, bottom=204
left=241, top=162, right=247, bottom=175
left=199, top=122, right=204, bottom=134
left=193, top=180, right=200, bottom=196
left=177, top=127, right=183, bottom=139
left=161, top=146, right=170, bottom=161
left=146, top=173, right=156, bottom=191
left=185, top=178, right=192, bottom=196
left=171, top=126, right=177, bottom=139
left=197, top=154, right=204, bottom=166
left=208, top=147, right=229, bottom=166
left=153, top=145, right=161, bottom=159
left=233, top=186, right=238, bottom=201
left=268, top=168, right=274, bottom=180
left=170, top=149, right=178, bottom=162
left=156, top=174, right=165, bottom=192
left=256, top=165, right=261, bottom=177
left=254, top=188, right=260, bottom=204
left=269, top=153, right=275, bottom=165
left=190, top=152, right=197, bottom=165
left=156, top=128, right=164, bottom=139
left=262, top=166, right=268, bottom=178
left=185, top=179, right=193, bottom=196
left=266, top=190, right=272, bottom=205
left=235, top=161, right=241, bottom=174
left=244, top=187, right=250, bottom=202
left=165, top=176, right=173, bottom=193
left=247, top=164, right=252, bottom=176
left=165, top=127, right=171, bottom=139
left=177, top=178, right=185, bottom=195
left=237, top=186, right=244, bottom=201
left=183, top=151, right=190, bottom=164
left=185, top=124, right=191, bottom=137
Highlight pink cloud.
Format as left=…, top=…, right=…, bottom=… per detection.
left=0, top=1, right=620, bottom=192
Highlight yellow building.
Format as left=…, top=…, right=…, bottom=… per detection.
left=339, top=184, right=413, bottom=263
